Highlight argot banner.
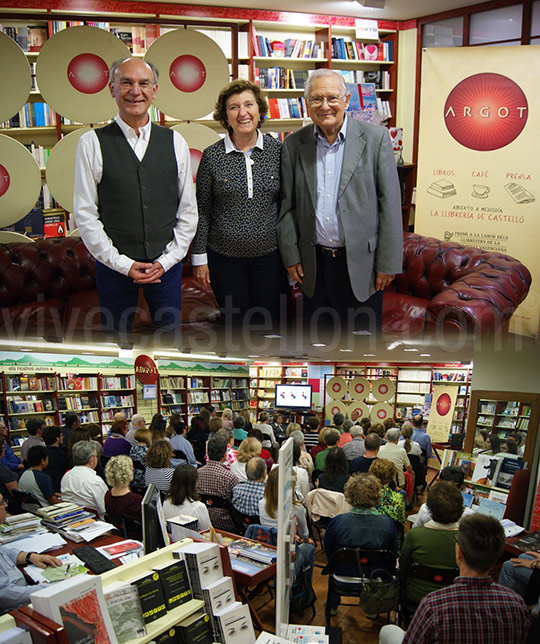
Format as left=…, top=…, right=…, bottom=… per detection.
left=415, top=46, right=540, bottom=337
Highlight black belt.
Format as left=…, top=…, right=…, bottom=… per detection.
left=317, top=245, right=346, bottom=258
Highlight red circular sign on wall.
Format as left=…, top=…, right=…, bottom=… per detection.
left=444, top=73, right=528, bottom=151
left=134, top=354, right=158, bottom=385
left=436, top=393, right=452, bottom=417
left=169, top=55, right=207, bottom=93
left=0, top=164, right=10, bottom=198
left=67, top=53, right=109, bottom=94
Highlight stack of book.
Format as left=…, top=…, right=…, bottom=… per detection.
left=0, top=512, right=45, bottom=545
left=38, top=502, right=113, bottom=542
left=201, top=576, right=236, bottom=641
left=173, top=542, right=223, bottom=598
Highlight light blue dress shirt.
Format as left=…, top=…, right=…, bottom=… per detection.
left=0, top=546, right=47, bottom=614
left=314, top=116, right=348, bottom=248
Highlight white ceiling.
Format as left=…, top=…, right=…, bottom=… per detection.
left=153, top=0, right=490, bottom=22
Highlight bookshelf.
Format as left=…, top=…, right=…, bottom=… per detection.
left=185, top=376, right=210, bottom=424
left=99, top=374, right=137, bottom=433
left=250, top=365, right=283, bottom=415
left=56, top=373, right=100, bottom=425
left=465, top=390, right=540, bottom=465
left=159, top=375, right=186, bottom=422
left=210, top=376, right=249, bottom=413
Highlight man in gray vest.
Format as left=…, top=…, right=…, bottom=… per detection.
left=74, top=57, right=198, bottom=335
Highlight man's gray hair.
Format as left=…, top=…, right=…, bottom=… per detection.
left=109, top=57, right=159, bottom=84
left=72, top=440, right=97, bottom=466
left=131, top=413, right=146, bottom=428
left=290, top=430, right=305, bottom=447
left=304, top=69, right=347, bottom=101
left=351, top=425, right=363, bottom=438
left=386, top=428, right=401, bottom=443
left=246, top=457, right=267, bottom=481
left=207, top=436, right=228, bottom=462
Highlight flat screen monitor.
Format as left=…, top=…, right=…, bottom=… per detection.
left=275, top=384, right=312, bottom=410
left=142, top=483, right=167, bottom=555
left=142, top=384, right=157, bottom=400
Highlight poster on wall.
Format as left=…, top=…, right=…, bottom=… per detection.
left=415, top=46, right=540, bottom=337
left=427, top=385, right=459, bottom=442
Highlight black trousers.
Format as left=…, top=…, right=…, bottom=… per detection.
left=303, top=246, right=382, bottom=335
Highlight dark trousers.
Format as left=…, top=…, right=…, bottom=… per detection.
left=207, top=248, right=287, bottom=325
left=95, top=261, right=182, bottom=334
left=303, top=246, right=382, bottom=335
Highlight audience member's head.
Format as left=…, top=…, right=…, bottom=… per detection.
left=149, top=414, right=167, bottom=441
left=509, top=431, right=523, bottom=448
left=350, top=410, right=359, bottom=422
left=113, top=411, right=127, bottom=422
left=385, top=428, right=400, bottom=444
left=105, top=455, right=133, bottom=488
left=324, top=428, right=341, bottom=448
left=236, top=437, right=262, bottom=463
left=233, top=416, right=246, bottom=430
left=85, top=423, right=102, bottom=442
left=286, top=422, right=301, bottom=437
left=412, top=414, right=423, bottom=428
left=369, top=457, right=396, bottom=487
left=258, top=411, right=270, bottom=424
left=26, top=418, right=45, bottom=436
left=440, top=465, right=465, bottom=488
left=307, top=416, right=320, bottom=432
left=344, top=473, right=381, bottom=509
left=167, top=413, right=185, bottom=436
left=501, top=439, right=518, bottom=454
left=207, top=436, right=228, bottom=462
left=65, top=411, right=81, bottom=429
left=239, top=409, right=251, bottom=425
left=27, top=445, right=48, bottom=468
left=68, top=427, right=90, bottom=464
left=134, top=428, right=152, bottom=446
left=350, top=425, right=363, bottom=438
left=342, top=419, right=353, bottom=434
left=401, top=423, right=414, bottom=452
left=166, top=464, right=199, bottom=506
left=364, top=432, right=381, bottom=453
left=209, top=416, right=223, bottom=433
left=290, top=430, right=305, bottom=448
left=131, top=413, right=146, bottom=429
left=146, top=439, right=172, bottom=468
left=333, top=412, right=345, bottom=428
left=456, top=514, right=505, bottom=574
left=246, top=457, right=267, bottom=482
left=263, top=466, right=279, bottom=518
left=72, top=440, right=98, bottom=467
left=427, top=481, right=464, bottom=524
left=383, top=418, right=396, bottom=431
left=293, top=443, right=302, bottom=466
left=216, top=427, right=233, bottom=446
left=360, top=417, right=372, bottom=433
left=110, top=419, right=128, bottom=436
left=222, top=408, right=233, bottom=421
left=247, top=427, right=264, bottom=443
left=485, top=433, right=500, bottom=454
left=372, top=423, right=385, bottom=439
left=42, top=426, right=62, bottom=447
left=324, top=446, right=349, bottom=481
left=198, top=408, right=211, bottom=429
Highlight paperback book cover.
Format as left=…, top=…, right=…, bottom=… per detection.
left=216, top=602, right=255, bottom=644
left=130, top=570, right=167, bottom=624
left=495, top=457, right=525, bottom=490
left=176, top=612, right=214, bottom=644
left=152, top=559, right=192, bottom=610
left=103, top=581, right=146, bottom=643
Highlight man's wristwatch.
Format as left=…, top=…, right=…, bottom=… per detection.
left=25, top=551, right=36, bottom=565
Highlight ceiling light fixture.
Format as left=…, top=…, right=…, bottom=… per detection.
left=356, top=0, right=386, bottom=8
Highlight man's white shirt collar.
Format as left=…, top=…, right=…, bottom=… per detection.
left=114, top=114, right=152, bottom=141
left=314, top=114, right=348, bottom=144
left=224, top=130, right=264, bottom=154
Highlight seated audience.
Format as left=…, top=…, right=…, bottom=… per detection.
left=384, top=418, right=396, bottom=432
left=259, top=466, right=310, bottom=541
left=317, top=446, right=349, bottom=493
left=0, top=420, right=23, bottom=473
left=20, top=418, right=45, bottom=462
left=130, top=428, right=152, bottom=488
left=342, top=425, right=365, bottom=461
left=168, top=414, right=197, bottom=467
left=61, top=441, right=108, bottom=517
left=232, top=416, right=248, bottom=442
left=103, top=419, right=131, bottom=457
left=247, top=428, right=274, bottom=470
left=221, top=408, right=234, bottom=429
left=338, top=419, right=353, bottom=447
left=208, top=416, right=223, bottom=435
left=231, top=437, right=262, bottom=482
left=145, top=440, right=175, bottom=492
left=42, top=426, right=69, bottom=492
left=215, top=428, right=237, bottom=466
left=0, top=492, right=62, bottom=614
left=289, top=429, right=314, bottom=476
left=239, top=409, right=253, bottom=434
left=187, top=414, right=210, bottom=465
left=315, top=428, right=341, bottom=471
left=0, top=444, right=19, bottom=513
left=149, top=413, right=168, bottom=443
left=67, top=426, right=90, bottom=466
left=232, top=456, right=267, bottom=516
left=349, top=432, right=381, bottom=474
left=499, top=545, right=540, bottom=599
left=501, top=438, right=518, bottom=454
left=125, top=413, right=146, bottom=445
left=378, top=428, right=412, bottom=488
left=62, top=411, right=81, bottom=449
left=369, top=458, right=406, bottom=531
left=162, top=464, right=211, bottom=531
left=412, top=465, right=474, bottom=528
left=324, top=473, right=398, bottom=614
left=508, top=431, right=525, bottom=458
left=398, top=422, right=421, bottom=457
left=104, top=455, right=142, bottom=537
left=18, top=445, right=60, bottom=507
left=330, top=412, right=345, bottom=433
left=85, top=423, right=104, bottom=457
left=303, top=416, right=321, bottom=452
left=253, top=411, right=276, bottom=445
left=197, top=436, right=239, bottom=532
left=400, top=481, right=462, bottom=606
left=482, top=433, right=501, bottom=455
left=380, top=515, right=529, bottom=644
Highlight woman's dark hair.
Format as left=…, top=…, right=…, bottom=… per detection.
left=146, top=439, right=172, bottom=468
left=213, top=79, right=268, bottom=133
left=293, top=443, right=301, bottom=465
left=486, top=433, right=500, bottom=454
left=67, top=427, right=90, bottom=465
left=501, top=439, right=518, bottom=454
left=168, top=413, right=185, bottom=437
left=427, top=480, right=464, bottom=524
left=323, top=446, right=349, bottom=483
left=149, top=414, right=167, bottom=442
left=110, top=419, right=127, bottom=436
left=165, top=464, right=199, bottom=506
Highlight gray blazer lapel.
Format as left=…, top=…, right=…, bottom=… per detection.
left=299, top=137, right=317, bottom=212
left=338, top=125, right=366, bottom=199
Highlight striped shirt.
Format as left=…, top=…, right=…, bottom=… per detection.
left=145, top=466, right=174, bottom=493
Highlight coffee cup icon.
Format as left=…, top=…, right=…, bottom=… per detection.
left=472, top=184, right=490, bottom=198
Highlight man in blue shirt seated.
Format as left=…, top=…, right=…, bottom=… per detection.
left=18, top=445, right=61, bottom=507
left=0, top=492, right=62, bottom=614
left=349, top=433, right=381, bottom=475
left=0, top=420, right=23, bottom=474
left=411, top=414, right=432, bottom=461
left=232, top=457, right=266, bottom=516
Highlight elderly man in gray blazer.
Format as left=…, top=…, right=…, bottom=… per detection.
left=277, top=69, right=402, bottom=335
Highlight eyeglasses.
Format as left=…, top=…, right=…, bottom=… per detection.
left=116, top=80, right=155, bottom=90
left=308, top=94, right=346, bottom=107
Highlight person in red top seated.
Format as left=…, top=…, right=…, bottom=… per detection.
left=247, top=428, right=273, bottom=471
left=104, top=455, right=142, bottom=538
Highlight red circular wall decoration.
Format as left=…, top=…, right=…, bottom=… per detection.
left=0, top=164, right=10, bottom=198
left=67, top=53, right=109, bottom=94
left=444, top=73, right=528, bottom=151
left=169, top=55, right=207, bottom=93
left=134, top=354, right=158, bottom=385
left=436, top=393, right=452, bottom=416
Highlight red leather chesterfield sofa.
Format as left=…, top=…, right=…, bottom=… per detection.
left=0, top=237, right=218, bottom=339
left=382, top=232, right=532, bottom=337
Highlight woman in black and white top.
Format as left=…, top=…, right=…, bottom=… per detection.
left=192, top=79, right=286, bottom=323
